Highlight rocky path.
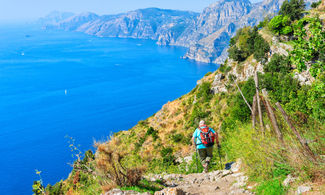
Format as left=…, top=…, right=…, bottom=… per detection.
left=106, top=161, right=255, bottom=195
left=152, top=169, right=253, bottom=195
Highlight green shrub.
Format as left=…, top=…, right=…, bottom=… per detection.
left=170, top=133, right=184, bottom=143
left=196, top=82, right=213, bottom=102
left=219, top=64, right=231, bottom=74
left=228, top=78, right=256, bottom=122
left=306, top=73, right=325, bottom=122
left=146, top=127, right=159, bottom=141
left=160, top=147, right=175, bottom=165
left=281, top=25, right=293, bottom=35
left=253, top=35, right=270, bottom=62
left=228, top=26, right=270, bottom=62
left=291, top=16, right=325, bottom=78
left=268, top=15, right=293, bottom=35
left=311, top=1, right=321, bottom=8
left=264, top=54, right=291, bottom=73
left=268, top=15, right=284, bottom=34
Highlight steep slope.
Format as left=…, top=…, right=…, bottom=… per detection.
left=45, top=8, right=198, bottom=42
left=40, top=4, right=325, bottom=195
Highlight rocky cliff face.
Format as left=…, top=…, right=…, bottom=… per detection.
left=45, top=8, right=198, bottom=43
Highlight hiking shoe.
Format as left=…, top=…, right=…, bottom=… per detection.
left=203, top=163, right=209, bottom=173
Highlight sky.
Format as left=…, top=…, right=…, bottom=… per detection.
left=0, top=0, right=262, bottom=21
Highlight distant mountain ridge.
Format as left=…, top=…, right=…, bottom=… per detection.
left=44, top=8, right=198, bottom=42
left=43, top=0, right=318, bottom=64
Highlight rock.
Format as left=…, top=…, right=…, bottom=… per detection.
left=297, top=185, right=311, bottom=194
left=215, top=186, right=220, bottom=190
left=212, top=74, right=225, bottom=85
left=154, top=188, right=186, bottom=195
left=105, top=189, right=124, bottom=195
left=293, top=70, right=314, bottom=86
left=282, top=174, right=296, bottom=187
left=232, top=175, right=248, bottom=189
left=230, top=159, right=242, bottom=173
left=230, top=189, right=245, bottom=194
left=222, top=170, right=232, bottom=176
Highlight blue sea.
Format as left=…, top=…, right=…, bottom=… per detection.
left=0, top=24, right=218, bottom=194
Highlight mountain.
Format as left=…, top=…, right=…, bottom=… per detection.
left=45, top=8, right=198, bottom=43
left=42, top=0, right=319, bottom=64
left=38, top=11, right=75, bottom=25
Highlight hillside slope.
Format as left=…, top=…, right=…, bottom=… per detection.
left=37, top=4, right=325, bottom=195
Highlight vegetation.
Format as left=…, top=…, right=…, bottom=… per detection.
left=311, top=1, right=322, bottom=8
left=279, top=0, right=306, bottom=20
left=228, top=26, right=270, bottom=62
left=39, top=3, right=325, bottom=195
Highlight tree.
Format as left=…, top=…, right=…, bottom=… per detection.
left=254, top=35, right=270, bottom=62
left=279, top=0, right=305, bottom=20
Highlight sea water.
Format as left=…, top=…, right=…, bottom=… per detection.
left=0, top=24, right=218, bottom=194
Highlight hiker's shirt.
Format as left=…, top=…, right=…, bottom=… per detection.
left=193, top=127, right=216, bottom=149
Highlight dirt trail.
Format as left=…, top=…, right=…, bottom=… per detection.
left=152, top=169, right=253, bottom=195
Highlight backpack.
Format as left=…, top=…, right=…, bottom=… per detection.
left=199, top=125, right=215, bottom=147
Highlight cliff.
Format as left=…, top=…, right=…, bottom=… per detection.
left=45, top=8, right=198, bottom=44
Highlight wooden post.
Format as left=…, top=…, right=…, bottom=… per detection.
left=275, top=102, right=317, bottom=161
left=232, top=76, right=252, bottom=112
left=254, top=71, right=265, bottom=133
left=252, top=95, right=257, bottom=130
left=262, top=89, right=283, bottom=141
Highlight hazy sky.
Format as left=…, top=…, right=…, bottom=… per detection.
left=0, top=0, right=262, bottom=21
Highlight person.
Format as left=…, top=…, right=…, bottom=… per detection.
left=192, top=120, right=219, bottom=173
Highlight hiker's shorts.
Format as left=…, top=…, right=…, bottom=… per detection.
left=198, top=147, right=213, bottom=164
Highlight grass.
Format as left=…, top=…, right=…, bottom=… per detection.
left=119, top=179, right=164, bottom=194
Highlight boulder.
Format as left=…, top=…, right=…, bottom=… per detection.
left=282, top=174, right=296, bottom=187
left=154, top=188, right=186, bottom=195
left=297, top=185, right=311, bottom=194
left=230, top=159, right=242, bottom=173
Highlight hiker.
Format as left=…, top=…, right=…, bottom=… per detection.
left=192, top=120, right=219, bottom=173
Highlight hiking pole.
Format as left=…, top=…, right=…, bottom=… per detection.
left=195, top=143, right=199, bottom=173
left=217, top=145, right=223, bottom=170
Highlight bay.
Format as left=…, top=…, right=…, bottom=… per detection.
left=0, top=24, right=218, bottom=194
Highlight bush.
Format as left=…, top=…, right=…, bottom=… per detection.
left=264, top=54, right=291, bottom=73
left=268, top=15, right=292, bottom=35
left=160, top=147, right=175, bottom=165
left=228, top=78, right=256, bottom=122
left=311, top=1, right=321, bottom=8
left=219, top=64, right=231, bottom=74
left=196, top=82, right=213, bottom=102
left=146, top=127, right=159, bottom=141
left=253, top=35, right=270, bottom=62
left=95, top=143, right=146, bottom=188
left=228, top=26, right=270, bottom=62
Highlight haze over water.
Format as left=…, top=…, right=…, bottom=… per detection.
left=0, top=24, right=218, bottom=194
